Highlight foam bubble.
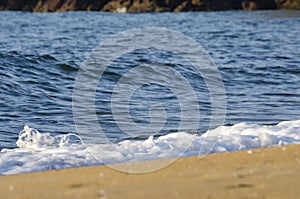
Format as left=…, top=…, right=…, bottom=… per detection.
left=16, top=125, right=83, bottom=148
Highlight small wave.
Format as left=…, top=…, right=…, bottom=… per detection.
left=1, top=120, right=300, bottom=175
left=56, top=63, right=78, bottom=72
left=16, top=125, right=83, bottom=148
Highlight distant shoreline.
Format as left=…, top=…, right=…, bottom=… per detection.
left=0, top=0, right=299, bottom=13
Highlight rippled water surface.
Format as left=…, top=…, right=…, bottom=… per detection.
left=0, top=10, right=300, bottom=149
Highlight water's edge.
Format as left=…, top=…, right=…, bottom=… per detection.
left=1, top=119, right=300, bottom=175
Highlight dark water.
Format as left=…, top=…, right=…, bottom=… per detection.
left=0, top=10, right=300, bottom=149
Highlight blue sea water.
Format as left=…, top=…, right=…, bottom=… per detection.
left=0, top=10, right=300, bottom=174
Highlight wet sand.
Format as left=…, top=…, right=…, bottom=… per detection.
left=1, top=144, right=300, bottom=199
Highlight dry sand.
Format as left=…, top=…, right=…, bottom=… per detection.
left=1, top=144, right=300, bottom=199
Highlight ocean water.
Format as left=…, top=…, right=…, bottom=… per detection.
left=0, top=10, right=300, bottom=175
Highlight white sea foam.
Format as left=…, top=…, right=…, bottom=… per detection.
left=1, top=120, right=300, bottom=175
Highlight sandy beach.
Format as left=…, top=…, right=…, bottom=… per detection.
left=1, top=144, right=300, bottom=199
left=1, top=3, right=300, bottom=199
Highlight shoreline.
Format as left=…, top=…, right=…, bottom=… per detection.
left=0, top=0, right=299, bottom=13
left=1, top=144, right=300, bottom=198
